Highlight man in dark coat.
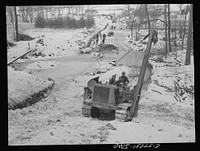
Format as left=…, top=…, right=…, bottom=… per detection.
left=101, top=34, right=106, bottom=45
left=118, top=71, right=129, bottom=87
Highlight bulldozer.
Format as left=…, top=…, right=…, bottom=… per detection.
left=82, top=28, right=157, bottom=122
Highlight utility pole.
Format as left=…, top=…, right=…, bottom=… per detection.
left=14, top=6, right=19, bottom=42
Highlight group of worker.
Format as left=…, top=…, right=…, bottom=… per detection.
left=109, top=71, right=129, bottom=88
left=95, top=32, right=106, bottom=46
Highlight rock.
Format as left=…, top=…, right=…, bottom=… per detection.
left=106, top=123, right=116, bottom=130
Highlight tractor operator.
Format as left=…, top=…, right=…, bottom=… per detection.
left=117, top=71, right=129, bottom=87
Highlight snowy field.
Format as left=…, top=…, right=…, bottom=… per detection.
left=8, top=16, right=195, bottom=145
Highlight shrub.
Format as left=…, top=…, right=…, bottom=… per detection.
left=54, top=17, right=65, bottom=28
left=35, top=15, right=46, bottom=28
left=77, top=17, right=86, bottom=28
left=85, top=16, right=95, bottom=28
left=46, top=19, right=55, bottom=28
left=108, top=31, right=114, bottom=36
left=67, top=18, right=77, bottom=28
left=35, top=15, right=95, bottom=29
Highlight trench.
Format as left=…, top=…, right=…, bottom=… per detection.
left=8, top=81, right=55, bottom=110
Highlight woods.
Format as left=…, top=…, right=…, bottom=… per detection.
left=120, top=4, right=193, bottom=65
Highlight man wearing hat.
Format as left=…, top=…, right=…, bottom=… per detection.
left=118, top=71, right=129, bottom=87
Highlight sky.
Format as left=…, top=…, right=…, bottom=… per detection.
left=89, top=4, right=187, bottom=14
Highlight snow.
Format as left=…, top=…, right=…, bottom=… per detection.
left=8, top=16, right=195, bottom=145
left=107, top=120, right=195, bottom=143
left=8, top=16, right=110, bottom=64
left=26, top=61, right=60, bottom=69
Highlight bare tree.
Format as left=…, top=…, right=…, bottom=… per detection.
left=181, top=4, right=189, bottom=50
left=14, top=6, right=19, bottom=41
left=164, top=4, right=168, bottom=58
left=167, top=4, right=172, bottom=53
left=27, top=6, right=34, bottom=23
left=185, top=4, right=193, bottom=65
left=178, top=4, right=183, bottom=39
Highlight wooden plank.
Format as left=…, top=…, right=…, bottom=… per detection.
left=7, top=45, right=31, bottom=66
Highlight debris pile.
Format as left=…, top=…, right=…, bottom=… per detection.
left=107, top=31, right=114, bottom=37
left=98, top=44, right=118, bottom=51
left=149, top=53, right=194, bottom=106
left=173, top=74, right=194, bottom=104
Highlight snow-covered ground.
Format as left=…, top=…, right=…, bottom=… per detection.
left=8, top=17, right=195, bottom=145
left=7, top=16, right=110, bottom=64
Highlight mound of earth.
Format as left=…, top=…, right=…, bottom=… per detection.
left=98, top=44, right=118, bottom=51
left=8, top=67, right=55, bottom=110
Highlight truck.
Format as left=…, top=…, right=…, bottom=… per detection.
left=82, top=28, right=156, bottom=122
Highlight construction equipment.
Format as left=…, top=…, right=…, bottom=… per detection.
left=82, top=28, right=155, bottom=121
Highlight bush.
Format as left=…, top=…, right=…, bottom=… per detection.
left=67, top=18, right=77, bottom=28
left=77, top=17, right=86, bottom=28
left=46, top=19, right=55, bottom=28
left=54, top=17, right=66, bottom=28
left=35, top=15, right=46, bottom=28
left=85, top=16, right=95, bottom=28
left=34, top=15, right=95, bottom=29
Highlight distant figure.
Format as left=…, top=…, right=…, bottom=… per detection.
left=109, top=74, right=116, bottom=85
left=101, top=34, right=106, bottom=45
left=96, top=34, right=99, bottom=45
left=118, top=71, right=129, bottom=87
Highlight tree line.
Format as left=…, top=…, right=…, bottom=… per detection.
left=120, top=4, right=193, bottom=65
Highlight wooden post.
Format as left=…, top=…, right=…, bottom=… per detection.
left=129, top=28, right=154, bottom=118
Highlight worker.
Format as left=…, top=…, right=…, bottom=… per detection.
left=118, top=71, right=129, bottom=87
left=101, top=34, right=106, bottom=45
left=109, top=74, right=116, bottom=85
left=96, top=33, right=99, bottom=45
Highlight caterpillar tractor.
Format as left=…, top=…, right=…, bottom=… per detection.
left=82, top=29, right=157, bottom=122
